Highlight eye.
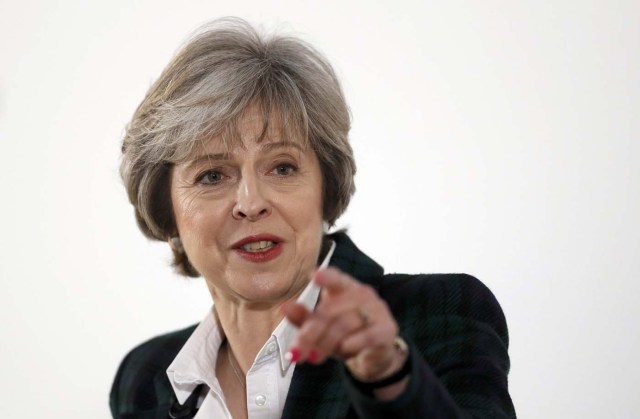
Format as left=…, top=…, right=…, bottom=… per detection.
left=197, top=170, right=225, bottom=185
left=272, top=163, right=297, bottom=176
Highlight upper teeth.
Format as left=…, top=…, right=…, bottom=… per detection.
left=241, top=241, right=275, bottom=252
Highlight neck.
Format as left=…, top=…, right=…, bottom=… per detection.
left=212, top=297, right=292, bottom=372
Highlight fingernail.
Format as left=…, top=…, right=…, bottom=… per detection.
left=314, top=271, right=326, bottom=285
left=287, top=347, right=300, bottom=363
left=308, top=349, right=318, bottom=363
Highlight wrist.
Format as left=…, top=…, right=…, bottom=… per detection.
left=348, top=337, right=411, bottom=394
left=374, top=336, right=410, bottom=382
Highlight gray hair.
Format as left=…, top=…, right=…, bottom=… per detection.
left=120, top=17, right=355, bottom=276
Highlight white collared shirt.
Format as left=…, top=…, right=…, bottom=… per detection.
left=166, top=241, right=335, bottom=419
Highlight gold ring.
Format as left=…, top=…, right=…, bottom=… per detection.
left=357, top=307, right=370, bottom=327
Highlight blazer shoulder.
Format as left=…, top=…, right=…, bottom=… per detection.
left=378, top=273, right=509, bottom=345
left=379, top=272, right=500, bottom=303
left=110, top=324, right=197, bottom=417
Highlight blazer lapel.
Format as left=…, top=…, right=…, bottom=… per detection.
left=281, top=360, right=350, bottom=419
left=328, top=233, right=384, bottom=285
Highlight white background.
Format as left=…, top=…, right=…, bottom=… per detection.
left=1, top=1, right=638, bottom=418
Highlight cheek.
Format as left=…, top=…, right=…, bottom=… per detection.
left=295, top=188, right=325, bottom=248
left=173, top=192, right=226, bottom=246
left=290, top=189, right=324, bottom=233
left=172, top=192, right=203, bottom=238
left=300, top=168, right=324, bottom=220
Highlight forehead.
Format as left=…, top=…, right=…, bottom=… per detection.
left=187, top=103, right=309, bottom=159
left=197, top=135, right=305, bottom=157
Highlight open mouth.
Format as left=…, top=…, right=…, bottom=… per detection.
left=232, top=235, right=284, bottom=263
left=240, top=240, right=277, bottom=253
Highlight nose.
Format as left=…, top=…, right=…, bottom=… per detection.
left=232, top=173, right=271, bottom=221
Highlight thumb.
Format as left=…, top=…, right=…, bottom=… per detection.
left=282, top=302, right=312, bottom=328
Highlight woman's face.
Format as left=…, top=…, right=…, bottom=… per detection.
left=170, top=108, right=325, bottom=305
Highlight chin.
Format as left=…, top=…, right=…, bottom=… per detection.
left=236, top=272, right=307, bottom=304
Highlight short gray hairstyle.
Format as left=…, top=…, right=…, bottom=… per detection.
left=120, top=17, right=355, bottom=276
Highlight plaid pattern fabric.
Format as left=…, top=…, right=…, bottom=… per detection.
left=110, top=232, right=515, bottom=418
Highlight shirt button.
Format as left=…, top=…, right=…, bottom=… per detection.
left=267, top=343, right=277, bottom=354
left=255, top=394, right=266, bottom=406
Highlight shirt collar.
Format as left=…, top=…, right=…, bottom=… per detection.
left=166, top=239, right=336, bottom=404
left=166, top=309, right=223, bottom=404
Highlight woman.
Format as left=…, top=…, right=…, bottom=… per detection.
left=111, top=18, right=515, bottom=419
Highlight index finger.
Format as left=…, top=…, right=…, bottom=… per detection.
left=314, top=267, right=355, bottom=293
left=282, top=301, right=312, bottom=328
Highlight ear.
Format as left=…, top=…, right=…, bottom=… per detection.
left=168, top=236, right=184, bottom=253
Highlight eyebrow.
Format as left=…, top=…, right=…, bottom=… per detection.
left=186, top=142, right=304, bottom=170
left=185, top=152, right=232, bottom=171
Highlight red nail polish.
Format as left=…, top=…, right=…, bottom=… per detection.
left=314, top=270, right=326, bottom=285
left=289, top=347, right=300, bottom=363
left=308, top=349, right=318, bottom=363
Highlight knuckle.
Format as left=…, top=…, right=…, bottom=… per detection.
left=314, top=304, right=328, bottom=319
left=333, top=318, right=349, bottom=335
left=383, top=322, right=398, bottom=338
left=297, top=332, right=312, bottom=346
left=362, top=333, right=376, bottom=348
left=339, top=341, right=356, bottom=358
left=361, top=285, right=377, bottom=300
left=299, top=320, right=322, bottom=342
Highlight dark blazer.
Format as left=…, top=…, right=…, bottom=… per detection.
left=110, top=233, right=516, bottom=418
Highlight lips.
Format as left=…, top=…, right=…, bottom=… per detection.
left=231, top=234, right=284, bottom=263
